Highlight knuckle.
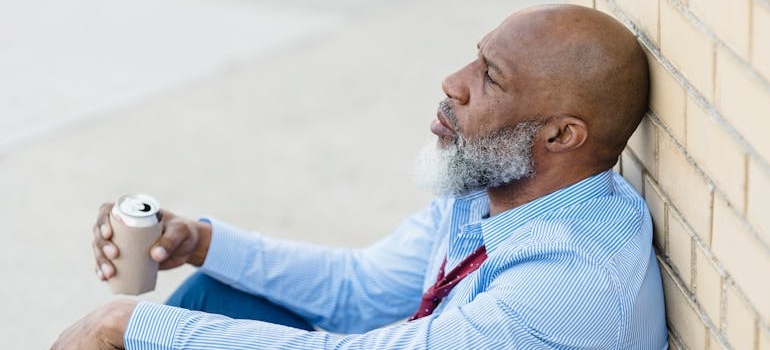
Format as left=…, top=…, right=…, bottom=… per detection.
left=92, top=244, right=105, bottom=261
left=165, top=219, right=188, bottom=235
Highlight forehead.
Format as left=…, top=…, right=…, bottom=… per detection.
left=476, top=19, right=532, bottom=82
left=479, top=11, right=571, bottom=79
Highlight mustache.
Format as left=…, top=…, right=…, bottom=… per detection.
left=439, top=99, right=457, bottom=129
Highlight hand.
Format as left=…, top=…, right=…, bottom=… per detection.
left=50, top=299, right=137, bottom=350
left=92, top=203, right=212, bottom=281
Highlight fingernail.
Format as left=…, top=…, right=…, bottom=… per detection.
left=101, top=263, right=114, bottom=277
left=100, top=224, right=111, bottom=239
left=151, top=246, right=168, bottom=261
left=103, top=244, right=117, bottom=259
left=96, top=268, right=104, bottom=279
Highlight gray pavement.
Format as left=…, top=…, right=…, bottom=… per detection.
left=0, top=0, right=552, bottom=348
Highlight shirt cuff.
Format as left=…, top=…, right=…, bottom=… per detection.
left=198, top=217, right=264, bottom=286
left=124, top=301, right=186, bottom=350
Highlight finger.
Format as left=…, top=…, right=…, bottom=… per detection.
left=158, top=256, right=189, bottom=270
left=102, top=244, right=118, bottom=259
left=92, top=241, right=117, bottom=280
left=100, top=263, right=115, bottom=279
left=157, top=235, right=198, bottom=270
left=92, top=222, right=118, bottom=259
left=150, top=209, right=175, bottom=261
left=92, top=202, right=119, bottom=280
left=92, top=245, right=113, bottom=281
left=151, top=245, right=168, bottom=262
left=99, top=223, right=112, bottom=240
left=91, top=228, right=120, bottom=262
left=92, top=226, right=118, bottom=280
left=151, top=219, right=189, bottom=263
left=95, top=203, right=114, bottom=240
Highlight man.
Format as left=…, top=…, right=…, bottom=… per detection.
left=53, top=4, right=667, bottom=349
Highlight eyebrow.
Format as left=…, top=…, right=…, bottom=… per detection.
left=476, top=42, right=505, bottom=79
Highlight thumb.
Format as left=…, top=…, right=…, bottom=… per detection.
left=151, top=246, right=168, bottom=262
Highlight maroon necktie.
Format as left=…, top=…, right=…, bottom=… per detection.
left=408, top=245, right=487, bottom=321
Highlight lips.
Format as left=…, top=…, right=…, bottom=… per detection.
left=431, top=101, right=457, bottom=138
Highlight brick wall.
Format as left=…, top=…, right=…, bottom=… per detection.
left=566, top=0, right=770, bottom=349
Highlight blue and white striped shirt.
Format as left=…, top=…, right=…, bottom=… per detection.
left=125, top=170, right=668, bottom=349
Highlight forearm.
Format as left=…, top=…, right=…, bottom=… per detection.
left=124, top=293, right=544, bottom=350
left=124, top=301, right=477, bottom=350
left=197, top=218, right=433, bottom=333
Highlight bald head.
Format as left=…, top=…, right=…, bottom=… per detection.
left=434, top=4, right=649, bottom=210
left=489, top=4, right=649, bottom=165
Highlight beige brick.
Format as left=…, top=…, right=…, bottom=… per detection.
left=621, top=150, right=644, bottom=195
left=669, top=210, right=693, bottom=288
left=660, top=0, right=715, bottom=100
left=689, top=0, right=750, bottom=59
left=712, top=196, right=770, bottom=321
left=649, top=57, right=687, bottom=143
left=761, top=326, right=770, bottom=350
left=616, top=0, right=659, bottom=45
left=645, top=176, right=667, bottom=252
left=748, top=159, right=770, bottom=245
left=715, top=48, right=770, bottom=161
left=658, top=135, right=712, bottom=243
left=662, top=265, right=708, bottom=350
left=595, top=0, right=613, bottom=18
left=695, top=246, right=722, bottom=325
left=685, top=96, right=746, bottom=213
left=628, top=116, right=658, bottom=177
left=708, top=331, right=728, bottom=350
left=725, top=285, right=757, bottom=350
left=752, top=1, right=770, bottom=81
left=669, top=335, right=682, bottom=350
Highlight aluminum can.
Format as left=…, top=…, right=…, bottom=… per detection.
left=111, top=193, right=161, bottom=228
left=108, top=193, right=163, bottom=295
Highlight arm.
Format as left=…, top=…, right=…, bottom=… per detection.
left=121, top=249, right=625, bottom=350
left=90, top=197, right=446, bottom=334
left=56, top=242, right=630, bottom=350
left=197, top=198, right=446, bottom=332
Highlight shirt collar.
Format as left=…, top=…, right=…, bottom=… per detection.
left=479, top=170, right=615, bottom=253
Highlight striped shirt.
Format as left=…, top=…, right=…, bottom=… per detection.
left=125, top=170, right=668, bottom=349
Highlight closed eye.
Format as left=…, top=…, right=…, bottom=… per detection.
left=484, top=69, right=498, bottom=86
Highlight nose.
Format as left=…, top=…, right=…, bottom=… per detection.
left=441, top=64, right=471, bottom=105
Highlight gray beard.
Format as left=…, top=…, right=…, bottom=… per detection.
left=413, top=120, right=543, bottom=196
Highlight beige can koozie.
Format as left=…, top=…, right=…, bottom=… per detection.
left=107, top=209, right=163, bottom=295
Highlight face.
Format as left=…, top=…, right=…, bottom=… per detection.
left=432, top=15, right=551, bottom=148
left=418, top=14, right=550, bottom=196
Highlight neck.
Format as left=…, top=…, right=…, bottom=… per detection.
left=485, top=167, right=607, bottom=216
left=485, top=177, right=538, bottom=216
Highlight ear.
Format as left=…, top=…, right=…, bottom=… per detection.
left=541, top=115, right=588, bottom=153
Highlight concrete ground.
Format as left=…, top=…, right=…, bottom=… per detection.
left=0, top=0, right=551, bottom=348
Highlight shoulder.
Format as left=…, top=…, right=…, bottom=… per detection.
left=482, top=243, right=623, bottom=348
